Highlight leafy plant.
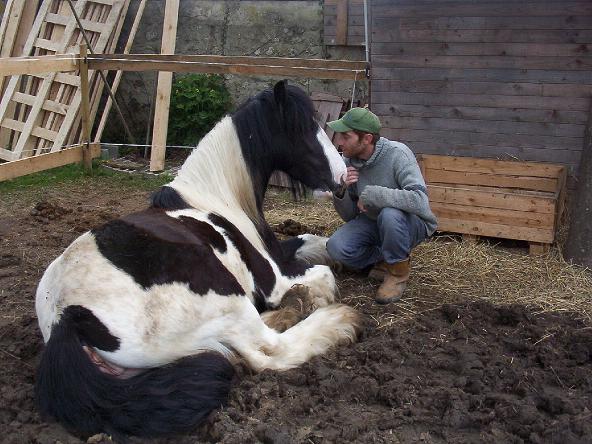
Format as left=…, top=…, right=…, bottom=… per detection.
left=167, top=74, right=232, bottom=147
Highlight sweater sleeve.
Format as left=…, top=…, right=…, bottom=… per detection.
left=332, top=189, right=359, bottom=222
left=359, top=160, right=435, bottom=223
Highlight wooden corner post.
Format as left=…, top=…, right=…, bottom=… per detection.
left=150, top=0, right=180, bottom=172
left=79, top=43, right=92, bottom=171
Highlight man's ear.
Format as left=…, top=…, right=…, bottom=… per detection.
left=363, top=133, right=374, bottom=145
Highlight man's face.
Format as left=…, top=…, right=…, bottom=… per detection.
left=333, top=130, right=365, bottom=158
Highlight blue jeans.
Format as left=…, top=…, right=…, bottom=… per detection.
left=326, top=208, right=428, bottom=270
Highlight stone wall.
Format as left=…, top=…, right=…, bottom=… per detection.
left=101, top=0, right=368, bottom=145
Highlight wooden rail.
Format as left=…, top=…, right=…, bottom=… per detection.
left=86, top=54, right=367, bottom=80
left=0, top=142, right=101, bottom=181
left=0, top=54, right=78, bottom=77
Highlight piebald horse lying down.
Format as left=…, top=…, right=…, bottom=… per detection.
left=35, top=81, right=361, bottom=438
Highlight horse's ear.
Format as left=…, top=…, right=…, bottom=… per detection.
left=273, top=80, right=288, bottom=106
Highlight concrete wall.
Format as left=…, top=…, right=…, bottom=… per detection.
left=102, top=0, right=367, bottom=145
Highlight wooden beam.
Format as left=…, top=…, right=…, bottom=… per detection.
left=335, top=0, right=348, bottom=45
left=150, top=0, right=179, bottom=172
left=87, top=54, right=367, bottom=80
left=0, top=54, right=78, bottom=77
left=0, top=142, right=101, bottom=181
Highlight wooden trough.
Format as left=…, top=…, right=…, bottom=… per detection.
left=418, top=154, right=567, bottom=255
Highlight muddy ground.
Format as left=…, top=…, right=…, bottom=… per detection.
left=0, top=172, right=591, bottom=444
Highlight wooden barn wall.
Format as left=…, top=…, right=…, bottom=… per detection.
left=369, top=0, right=592, bottom=179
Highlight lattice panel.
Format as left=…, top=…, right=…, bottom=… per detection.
left=0, top=0, right=128, bottom=161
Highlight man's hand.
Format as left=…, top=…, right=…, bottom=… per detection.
left=357, top=198, right=367, bottom=213
left=344, top=166, right=359, bottom=186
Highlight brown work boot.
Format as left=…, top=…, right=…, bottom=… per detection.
left=375, top=259, right=410, bottom=304
left=367, top=261, right=387, bottom=282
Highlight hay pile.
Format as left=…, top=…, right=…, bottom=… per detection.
left=264, top=188, right=592, bottom=328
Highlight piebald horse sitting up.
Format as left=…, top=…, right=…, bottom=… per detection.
left=35, top=81, right=361, bottom=438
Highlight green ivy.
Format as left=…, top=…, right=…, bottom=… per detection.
left=167, top=74, right=232, bottom=147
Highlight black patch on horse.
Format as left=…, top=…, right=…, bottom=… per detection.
left=62, top=305, right=120, bottom=352
left=150, top=186, right=190, bottom=210
left=208, top=213, right=275, bottom=312
left=178, top=216, right=226, bottom=253
left=92, top=210, right=243, bottom=296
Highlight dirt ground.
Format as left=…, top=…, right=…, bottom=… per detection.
left=0, top=172, right=591, bottom=444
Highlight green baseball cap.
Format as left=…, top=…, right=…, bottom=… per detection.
left=327, top=107, right=381, bottom=134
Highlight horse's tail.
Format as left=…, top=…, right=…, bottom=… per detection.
left=35, top=315, right=234, bottom=439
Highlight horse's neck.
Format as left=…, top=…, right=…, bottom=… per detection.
left=170, top=117, right=265, bottom=248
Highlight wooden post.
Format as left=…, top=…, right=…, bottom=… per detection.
left=335, top=0, right=348, bottom=45
left=79, top=43, right=92, bottom=171
left=150, top=0, right=179, bottom=172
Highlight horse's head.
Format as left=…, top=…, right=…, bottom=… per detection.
left=233, top=81, right=347, bottom=202
left=271, top=81, right=347, bottom=192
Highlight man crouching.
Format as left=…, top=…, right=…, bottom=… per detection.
left=326, top=107, right=437, bottom=304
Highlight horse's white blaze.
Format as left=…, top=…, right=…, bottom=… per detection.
left=317, top=126, right=347, bottom=186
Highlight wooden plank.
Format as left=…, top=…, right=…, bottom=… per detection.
left=372, top=103, right=588, bottom=126
left=88, top=61, right=367, bottom=80
left=372, top=55, right=592, bottom=71
left=2, top=117, right=24, bottom=132
left=427, top=185, right=556, bottom=213
left=370, top=67, right=592, bottom=84
left=0, top=54, right=77, bottom=76
left=150, top=0, right=180, bottom=172
left=88, top=53, right=367, bottom=70
left=0, top=0, right=26, bottom=57
left=393, top=16, right=592, bottom=31
left=34, top=37, right=61, bottom=52
left=424, top=168, right=559, bottom=192
left=429, top=181, right=556, bottom=198
left=381, top=116, right=585, bottom=138
left=0, top=142, right=101, bottom=181
left=55, top=72, right=81, bottom=87
left=385, top=128, right=582, bottom=152
left=420, top=154, right=564, bottom=177
left=373, top=92, right=590, bottom=112
left=371, top=42, right=592, bottom=58
left=372, top=2, right=592, bottom=17
left=30, top=125, right=58, bottom=141
left=371, top=80, right=592, bottom=99
left=436, top=217, right=554, bottom=243
left=430, top=202, right=555, bottom=228
left=372, top=28, right=592, bottom=44
left=7, top=0, right=39, bottom=57
left=335, top=0, right=348, bottom=45
left=400, top=140, right=582, bottom=168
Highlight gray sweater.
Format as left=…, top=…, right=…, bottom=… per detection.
left=333, top=137, right=438, bottom=236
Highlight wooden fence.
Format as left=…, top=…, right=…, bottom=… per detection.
left=0, top=51, right=366, bottom=181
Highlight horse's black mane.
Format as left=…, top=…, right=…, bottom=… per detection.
left=231, top=82, right=317, bottom=205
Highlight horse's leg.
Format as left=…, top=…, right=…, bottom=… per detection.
left=268, top=264, right=337, bottom=311
left=226, top=298, right=362, bottom=372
